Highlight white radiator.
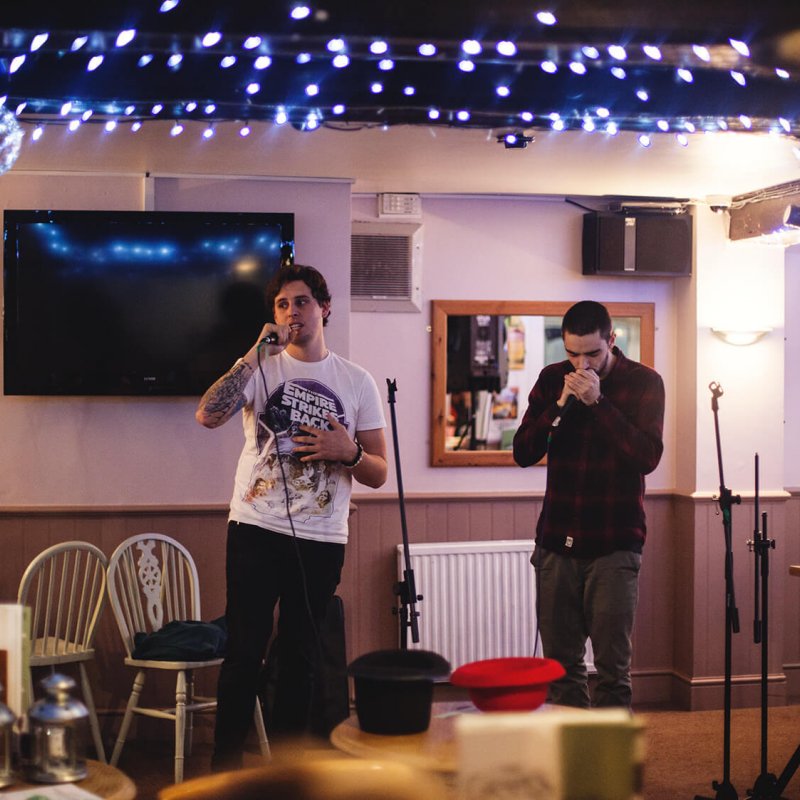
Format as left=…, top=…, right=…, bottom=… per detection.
left=397, top=540, right=594, bottom=671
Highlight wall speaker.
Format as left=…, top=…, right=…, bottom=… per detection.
left=582, top=211, right=693, bottom=276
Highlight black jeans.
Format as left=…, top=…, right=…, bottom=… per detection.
left=212, top=521, right=345, bottom=768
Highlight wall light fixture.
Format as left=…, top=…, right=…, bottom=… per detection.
left=711, top=328, right=772, bottom=346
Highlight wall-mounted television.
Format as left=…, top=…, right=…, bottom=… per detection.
left=3, top=209, right=295, bottom=396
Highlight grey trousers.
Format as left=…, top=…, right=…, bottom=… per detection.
left=532, top=547, right=642, bottom=709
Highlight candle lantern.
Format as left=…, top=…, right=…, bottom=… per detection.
left=0, top=684, right=15, bottom=787
left=27, top=673, right=88, bottom=783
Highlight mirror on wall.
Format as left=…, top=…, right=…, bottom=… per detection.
left=430, top=300, right=655, bottom=466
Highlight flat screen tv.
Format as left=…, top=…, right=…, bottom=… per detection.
left=3, top=209, right=295, bottom=396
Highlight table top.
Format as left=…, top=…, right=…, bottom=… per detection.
left=330, top=706, right=468, bottom=774
left=1, top=759, right=136, bottom=800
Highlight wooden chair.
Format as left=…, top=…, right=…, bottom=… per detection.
left=106, top=532, right=269, bottom=783
left=157, top=757, right=449, bottom=800
left=17, top=540, right=109, bottom=762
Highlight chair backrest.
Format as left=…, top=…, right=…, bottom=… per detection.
left=106, top=533, right=202, bottom=658
left=17, top=541, right=108, bottom=660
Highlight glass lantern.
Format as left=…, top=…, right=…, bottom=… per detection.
left=0, top=684, right=15, bottom=788
left=27, top=673, right=88, bottom=783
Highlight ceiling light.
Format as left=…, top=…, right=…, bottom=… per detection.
left=170, top=123, right=184, bottom=136
left=458, top=60, right=475, bottom=72
left=275, top=107, right=288, bottom=124
left=462, top=40, right=481, bottom=55
left=379, top=58, right=395, bottom=71
left=138, top=54, right=154, bottom=67
left=729, top=38, right=750, bottom=57
left=87, top=55, right=104, bottom=71
left=611, top=67, right=626, bottom=80
left=202, top=125, right=214, bottom=139
left=636, top=90, right=649, bottom=102
left=327, top=38, right=345, bottom=52
left=638, top=133, right=651, bottom=147
left=541, top=61, right=557, bottom=74
left=239, top=124, right=251, bottom=137
left=160, top=0, right=180, bottom=11
left=290, top=5, right=311, bottom=20
left=418, top=44, right=437, bottom=57
left=296, top=53, right=311, bottom=64
left=536, top=11, right=557, bottom=25
left=428, top=108, right=440, bottom=120
left=332, top=104, right=346, bottom=114
left=202, top=32, right=222, bottom=48
left=498, top=131, right=533, bottom=149
left=332, top=54, right=349, bottom=68
left=255, top=56, right=272, bottom=69
left=496, top=86, right=510, bottom=97
left=582, top=46, right=600, bottom=59
left=731, top=70, right=746, bottom=86
left=569, top=62, right=587, bottom=75
left=643, top=45, right=662, bottom=60
left=496, top=41, right=517, bottom=57
left=243, top=36, right=261, bottom=50
left=167, top=54, right=183, bottom=68
left=31, top=33, right=49, bottom=51
left=520, top=111, right=534, bottom=122
left=220, top=55, right=237, bottom=68
left=370, top=40, right=388, bottom=55
left=608, top=45, right=627, bottom=60
left=116, top=29, right=136, bottom=47
left=783, top=205, right=800, bottom=228
left=9, top=55, right=26, bottom=74
left=776, top=68, right=790, bottom=79
left=105, top=120, right=117, bottom=132
left=692, top=44, right=711, bottom=61
left=677, top=68, right=693, bottom=83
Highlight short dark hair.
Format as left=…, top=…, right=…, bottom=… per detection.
left=265, top=264, right=332, bottom=326
left=561, top=300, right=613, bottom=340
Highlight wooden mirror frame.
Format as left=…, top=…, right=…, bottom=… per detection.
left=430, top=300, right=655, bottom=466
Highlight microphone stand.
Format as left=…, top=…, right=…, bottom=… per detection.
left=696, top=381, right=741, bottom=800
left=386, top=379, right=422, bottom=648
left=746, top=454, right=779, bottom=800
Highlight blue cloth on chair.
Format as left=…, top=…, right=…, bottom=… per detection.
left=132, top=618, right=227, bottom=660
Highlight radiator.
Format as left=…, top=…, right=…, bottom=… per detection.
left=397, top=540, right=595, bottom=671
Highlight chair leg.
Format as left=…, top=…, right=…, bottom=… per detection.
left=79, top=662, right=107, bottom=763
left=111, top=670, right=146, bottom=768
left=185, top=670, right=194, bottom=758
left=174, top=670, right=187, bottom=784
left=254, top=698, right=271, bottom=762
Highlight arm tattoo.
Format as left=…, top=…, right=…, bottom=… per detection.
left=198, top=361, right=253, bottom=426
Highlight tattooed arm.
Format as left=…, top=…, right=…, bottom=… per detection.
left=195, top=359, right=256, bottom=428
left=195, top=323, right=288, bottom=429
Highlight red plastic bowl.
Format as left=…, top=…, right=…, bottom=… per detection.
left=450, top=657, right=566, bottom=712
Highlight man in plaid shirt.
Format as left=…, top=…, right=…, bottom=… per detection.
left=513, top=300, right=664, bottom=708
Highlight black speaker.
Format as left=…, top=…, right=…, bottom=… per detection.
left=582, top=211, right=693, bottom=276
left=447, top=315, right=507, bottom=394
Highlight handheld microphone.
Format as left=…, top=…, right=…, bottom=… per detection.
left=259, top=332, right=279, bottom=346
left=551, top=395, right=576, bottom=428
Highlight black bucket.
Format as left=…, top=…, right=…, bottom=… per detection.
left=347, top=649, right=451, bottom=735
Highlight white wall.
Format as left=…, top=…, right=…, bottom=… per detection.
left=350, top=194, right=677, bottom=496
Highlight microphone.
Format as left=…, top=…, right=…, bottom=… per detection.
left=551, top=395, right=576, bottom=428
left=259, top=332, right=279, bottom=346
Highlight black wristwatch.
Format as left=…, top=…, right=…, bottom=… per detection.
left=342, top=442, right=364, bottom=468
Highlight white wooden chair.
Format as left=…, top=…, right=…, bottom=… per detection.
left=106, top=533, right=269, bottom=783
left=17, top=540, right=109, bottom=763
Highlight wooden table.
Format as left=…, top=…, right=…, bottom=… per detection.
left=330, top=703, right=473, bottom=775
left=790, top=565, right=800, bottom=577
left=1, top=759, right=136, bottom=799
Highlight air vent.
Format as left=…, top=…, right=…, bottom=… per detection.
left=351, top=221, right=422, bottom=312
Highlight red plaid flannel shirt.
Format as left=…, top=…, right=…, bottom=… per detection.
left=513, top=348, right=665, bottom=558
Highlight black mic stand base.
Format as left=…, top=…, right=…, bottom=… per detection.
left=746, top=771, right=781, bottom=800
left=695, top=779, right=739, bottom=800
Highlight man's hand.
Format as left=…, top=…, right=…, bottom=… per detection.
left=292, top=413, right=358, bottom=463
left=562, top=368, right=601, bottom=406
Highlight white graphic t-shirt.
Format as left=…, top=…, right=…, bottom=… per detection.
left=228, top=350, right=385, bottom=544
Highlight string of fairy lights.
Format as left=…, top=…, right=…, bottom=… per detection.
left=1, top=0, right=800, bottom=173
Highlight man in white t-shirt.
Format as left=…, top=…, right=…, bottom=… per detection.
left=196, top=264, right=387, bottom=769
